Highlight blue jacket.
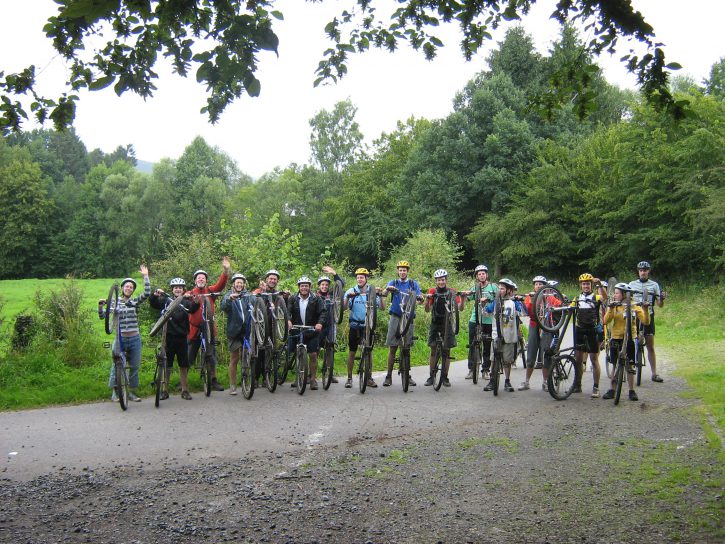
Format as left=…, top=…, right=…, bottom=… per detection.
left=220, top=289, right=255, bottom=340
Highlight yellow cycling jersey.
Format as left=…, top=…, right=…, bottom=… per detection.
left=603, top=303, right=650, bottom=340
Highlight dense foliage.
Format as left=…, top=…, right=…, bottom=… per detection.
left=0, top=27, right=722, bottom=283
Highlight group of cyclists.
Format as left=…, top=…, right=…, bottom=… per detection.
left=100, top=257, right=665, bottom=404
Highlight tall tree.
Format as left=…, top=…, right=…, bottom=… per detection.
left=309, top=99, right=365, bottom=173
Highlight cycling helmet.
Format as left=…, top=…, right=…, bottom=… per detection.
left=355, top=267, right=370, bottom=276
left=433, top=269, right=448, bottom=279
left=600, top=280, right=608, bottom=288
left=474, top=264, right=488, bottom=274
left=637, top=261, right=651, bottom=270
left=120, top=278, right=136, bottom=289
left=265, top=269, right=280, bottom=279
left=193, top=269, right=208, bottom=281
left=230, top=273, right=246, bottom=283
left=498, top=278, right=517, bottom=290
left=547, top=280, right=559, bottom=287
left=614, top=282, right=634, bottom=293
left=169, top=277, right=186, bottom=288
left=317, top=275, right=331, bottom=285
left=532, top=275, right=547, bottom=283
left=297, top=276, right=312, bottom=286
left=396, top=260, right=410, bottom=269
left=578, top=273, right=594, bottom=282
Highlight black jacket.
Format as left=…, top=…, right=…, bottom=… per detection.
left=149, top=293, right=199, bottom=338
left=287, top=293, right=327, bottom=328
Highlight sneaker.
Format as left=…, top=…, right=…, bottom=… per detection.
left=652, top=374, right=663, bottom=383
left=128, top=392, right=142, bottom=402
left=629, top=390, right=639, bottom=401
left=331, top=376, right=339, bottom=384
left=111, top=390, right=118, bottom=402
left=443, top=378, right=451, bottom=387
left=310, top=380, right=318, bottom=391
left=534, top=362, right=543, bottom=369
left=424, top=376, right=434, bottom=386
left=383, top=375, right=392, bottom=387
left=160, top=391, right=169, bottom=401
left=591, top=387, right=600, bottom=398
left=408, top=375, right=417, bottom=387
left=572, top=384, right=582, bottom=393
left=345, top=378, right=353, bottom=388
left=465, top=370, right=473, bottom=380
left=517, top=381, right=530, bottom=391
left=602, top=389, right=615, bottom=400
left=367, top=377, right=378, bottom=388
left=229, top=385, right=238, bottom=396
left=212, top=379, right=225, bottom=391
left=542, top=382, right=548, bottom=392
left=181, top=390, right=192, bottom=400
left=483, top=380, right=494, bottom=392
left=504, top=381, right=514, bottom=392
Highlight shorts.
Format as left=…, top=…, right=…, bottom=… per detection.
left=427, top=321, right=457, bottom=350
left=609, top=338, right=635, bottom=367
left=385, top=314, right=414, bottom=347
left=642, top=314, right=655, bottom=336
left=228, top=337, right=243, bottom=352
left=575, top=326, right=600, bottom=354
left=289, top=329, right=320, bottom=354
left=499, top=342, right=515, bottom=366
left=166, top=334, right=190, bottom=368
left=188, top=337, right=218, bottom=370
left=348, top=326, right=364, bottom=351
left=526, top=328, right=553, bottom=369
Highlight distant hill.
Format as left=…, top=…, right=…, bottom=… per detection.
left=135, top=159, right=155, bottom=174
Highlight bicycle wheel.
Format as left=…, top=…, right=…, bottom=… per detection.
left=296, top=345, right=308, bottom=395
left=358, top=349, right=371, bottom=394
left=154, top=350, right=166, bottom=408
left=534, top=285, right=567, bottom=333
left=399, top=292, right=416, bottom=338
left=115, top=359, right=128, bottom=411
left=250, top=298, right=267, bottom=355
left=491, top=353, right=501, bottom=396
left=265, top=347, right=279, bottom=393
left=364, top=285, right=377, bottom=349
left=547, top=354, right=577, bottom=400
left=149, top=295, right=184, bottom=337
left=433, top=343, right=445, bottom=391
left=635, top=336, right=645, bottom=387
left=240, top=347, right=255, bottom=400
left=614, top=355, right=625, bottom=406
left=272, top=295, right=288, bottom=347
left=518, top=336, right=527, bottom=368
left=277, top=341, right=292, bottom=385
left=450, top=292, right=460, bottom=336
left=322, top=343, right=335, bottom=390
left=470, top=342, right=481, bottom=385
left=203, top=352, right=212, bottom=397
left=333, top=279, right=345, bottom=325
left=105, top=283, right=119, bottom=335
left=400, top=348, right=410, bottom=392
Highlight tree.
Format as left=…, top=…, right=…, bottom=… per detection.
left=705, top=57, right=725, bottom=99
left=309, top=99, right=365, bottom=173
left=1, top=0, right=682, bottom=134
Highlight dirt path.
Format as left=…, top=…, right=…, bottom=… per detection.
left=0, top=355, right=721, bottom=543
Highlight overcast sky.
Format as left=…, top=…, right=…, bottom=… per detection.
left=2, top=1, right=723, bottom=178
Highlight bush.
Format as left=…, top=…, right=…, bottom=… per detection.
left=381, top=229, right=463, bottom=282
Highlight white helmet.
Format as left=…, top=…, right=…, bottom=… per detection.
left=547, top=280, right=559, bottom=287
left=297, top=276, right=312, bottom=285
left=265, top=269, right=280, bottom=279
left=474, top=264, right=488, bottom=274
left=533, top=275, right=547, bottom=283
left=317, top=275, right=331, bottom=285
left=498, top=278, right=517, bottom=290
left=614, top=282, right=634, bottom=293
left=433, top=269, right=448, bottom=279
left=169, top=277, right=186, bottom=287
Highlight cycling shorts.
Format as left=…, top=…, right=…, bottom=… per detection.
left=575, top=326, right=600, bottom=354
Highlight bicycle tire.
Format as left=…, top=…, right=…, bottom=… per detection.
left=149, top=295, right=184, bottom=337
left=518, top=336, right=527, bottom=368
left=277, top=342, right=291, bottom=385
left=250, top=298, right=267, bottom=355
left=105, top=283, right=119, bottom=335
left=115, top=359, right=128, bottom=411
left=154, top=350, right=166, bottom=408
left=240, top=347, right=255, bottom=400
left=547, top=354, right=577, bottom=400
left=604, top=339, right=614, bottom=380
left=399, top=291, right=416, bottom=338
left=265, top=347, right=279, bottom=393
left=451, top=292, right=460, bottom=336
left=364, top=285, right=377, bottom=349
left=358, top=350, right=368, bottom=394
left=471, top=343, right=481, bottom=385
left=333, top=279, right=345, bottom=325
left=534, top=285, right=567, bottom=333
left=491, top=353, right=501, bottom=396
left=203, top=353, right=212, bottom=397
left=614, top=355, right=625, bottom=405
left=322, top=344, right=334, bottom=390
left=272, top=295, right=288, bottom=347
left=296, top=345, right=308, bottom=395
left=635, top=336, right=644, bottom=387
left=400, top=349, right=410, bottom=392
left=474, top=284, right=484, bottom=327
left=433, top=343, right=445, bottom=391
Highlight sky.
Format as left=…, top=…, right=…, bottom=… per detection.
left=1, top=0, right=724, bottom=178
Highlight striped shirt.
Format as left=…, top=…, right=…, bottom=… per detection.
left=99, top=277, right=151, bottom=334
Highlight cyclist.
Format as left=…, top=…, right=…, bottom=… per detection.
left=220, top=273, right=255, bottom=395
left=382, top=260, right=422, bottom=388
left=518, top=275, right=551, bottom=391
left=483, top=278, right=525, bottom=393
left=628, top=261, right=666, bottom=383
left=186, top=256, right=231, bottom=392
left=602, top=283, right=650, bottom=401
left=98, top=264, right=151, bottom=402
left=464, top=264, right=497, bottom=380
left=424, top=269, right=465, bottom=387
left=149, top=277, right=199, bottom=400
left=344, top=268, right=386, bottom=389
left=572, top=273, right=607, bottom=397
left=316, top=265, right=345, bottom=384
left=287, top=276, right=327, bottom=390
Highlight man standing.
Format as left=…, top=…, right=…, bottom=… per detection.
left=572, top=273, right=607, bottom=397
left=464, top=264, right=498, bottom=380
left=629, top=261, right=666, bottom=382
left=187, top=256, right=231, bottom=391
left=287, top=277, right=327, bottom=390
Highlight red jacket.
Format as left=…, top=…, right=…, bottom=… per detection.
left=186, top=273, right=228, bottom=340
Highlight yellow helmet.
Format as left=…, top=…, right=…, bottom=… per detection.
left=396, top=260, right=410, bottom=269
left=355, top=267, right=370, bottom=276
left=578, top=273, right=594, bottom=282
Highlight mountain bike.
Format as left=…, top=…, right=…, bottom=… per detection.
left=104, top=283, right=129, bottom=410
left=467, top=283, right=488, bottom=385
left=288, top=325, right=318, bottom=395
left=428, top=290, right=459, bottom=392
left=319, top=300, right=339, bottom=391
left=387, top=285, right=419, bottom=392
left=240, top=297, right=267, bottom=399
left=608, top=295, right=636, bottom=405
left=488, top=293, right=505, bottom=396
left=194, top=296, right=215, bottom=397
left=534, top=284, right=580, bottom=401
left=354, top=285, right=378, bottom=394
left=604, top=276, right=618, bottom=379
left=149, top=294, right=186, bottom=407
left=256, top=292, right=287, bottom=392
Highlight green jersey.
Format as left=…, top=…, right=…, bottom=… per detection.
left=468, top=282, right=498, bottom=325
